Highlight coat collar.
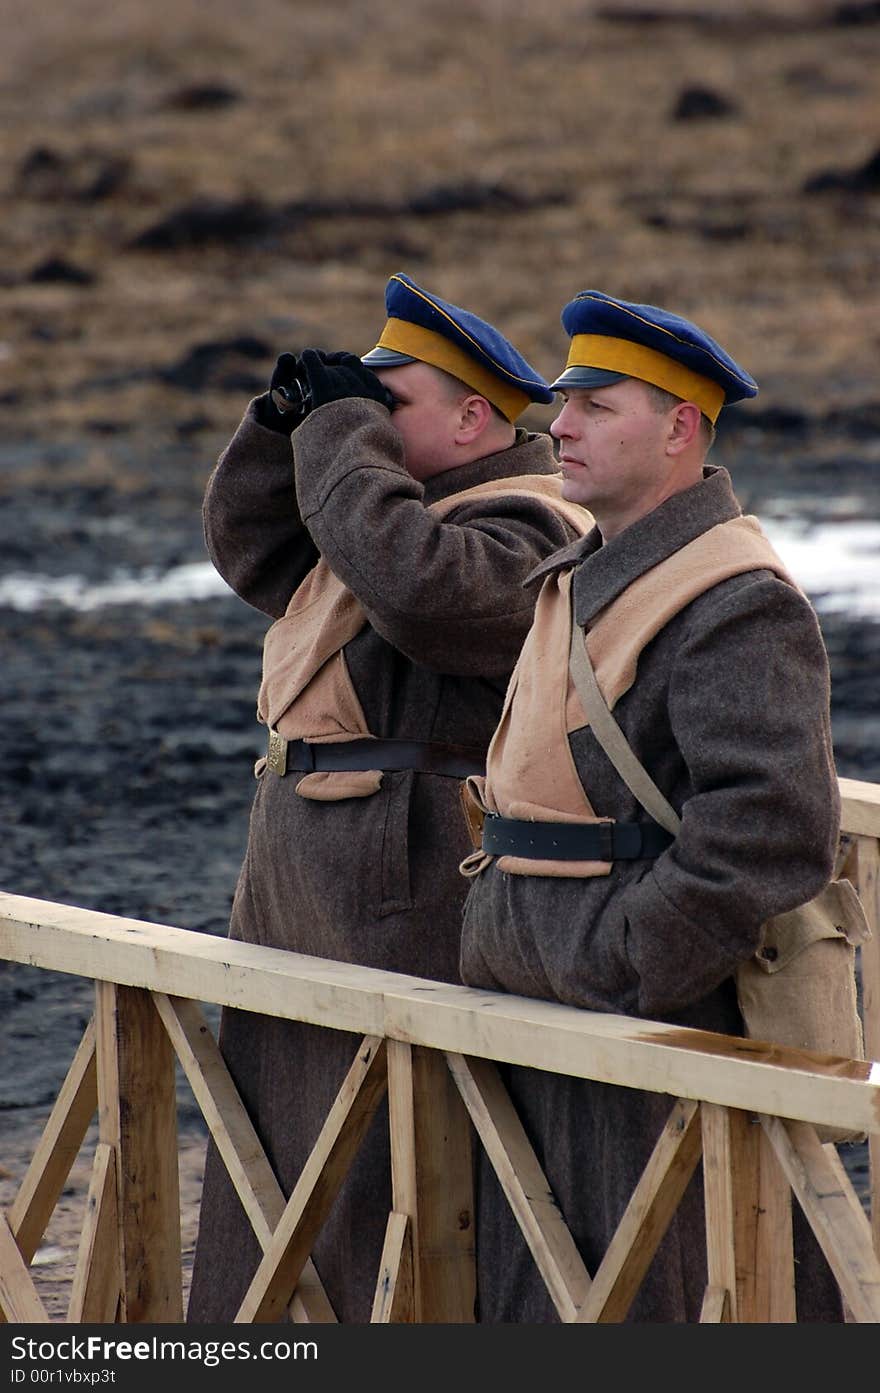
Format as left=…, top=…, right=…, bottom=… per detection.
left=524, top=465, right=744, bottom=625
left=422, top=430, right=558, bottom=505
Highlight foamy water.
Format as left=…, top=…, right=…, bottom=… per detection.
left=0, top=519, right=878, bottom=618
left=0, top=562, right=232, bottom=612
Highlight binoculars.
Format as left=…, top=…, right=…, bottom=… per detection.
left=270, top=368, right=311, bottom=420
left=269, top=354, right=398, bottom=424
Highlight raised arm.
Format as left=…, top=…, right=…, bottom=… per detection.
left=294, top=399, right=581, bottom=677
left=203, top=401, right=319, bottom=618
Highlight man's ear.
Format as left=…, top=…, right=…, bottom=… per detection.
left=666, top=401, right=702, bottom=454
left=454, top=394, right=493, bottom=444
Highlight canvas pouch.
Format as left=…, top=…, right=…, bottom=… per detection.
left=735, top=877, right=870, bottom=1143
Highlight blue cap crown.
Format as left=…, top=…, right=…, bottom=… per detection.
left=552, top=290, right=758, bottom=423
left=362, top=273, right=553, bottom=421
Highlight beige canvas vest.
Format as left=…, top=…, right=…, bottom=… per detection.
left=461, top=514, right=798, bottom=877
left=256, top=474, right=593, bottom=801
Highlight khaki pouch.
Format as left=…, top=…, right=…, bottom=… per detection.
left=735, top=877, right=872, bottom=1144
left=459, top=777, right=487, bottom=851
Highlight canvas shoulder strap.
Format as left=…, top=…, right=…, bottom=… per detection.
left=568, top=579, right=683, bottom=835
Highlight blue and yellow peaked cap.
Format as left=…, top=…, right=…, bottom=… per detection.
left=551, top=290, right=758, bottom=424
left=361, top=273, right=554, bottom=422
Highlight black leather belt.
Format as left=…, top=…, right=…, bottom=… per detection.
left=266, top=731, right=486, bottom=779
left=481, top=815, right=673, bottom=861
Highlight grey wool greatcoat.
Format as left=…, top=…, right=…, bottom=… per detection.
left=459, top=465, right=845, bottom=1323
left=185, top=397, right=585, bottom=1323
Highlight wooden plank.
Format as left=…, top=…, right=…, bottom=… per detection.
left=371, top=1211, right=414, bottom=1323
left=2, top=894, right=878, bottom=1136
left=95, top=982, right=182, bottom=1322
left=151, top=994, right=335, bottom=1323
left=8, top=1017, right=97, bottom=1263
left=153, top=994, right=282, bottom=1249
left=0, top=1212, right=49, bottom=1323
left=700, top=1284, right=730, bottom=1323
left=386, top=1042, right=419, bottom=1314
left=701, top=1104, right=740, bottom=1321
left=752, top=1123, right=795, bottom=1322
left=386, top=1045, right=475, bottom=1321
left=447, top=1053, right=588, bottom=1322
left=761, top=1116, right=880, bottom=1322
left=68, top=1142, right=120, bottom=1323
left=235, top=1037, right=388, bottom=1323
left=724, top=1108, right=762, bottom=1323
left=409, top=1048, right=475, bottom=1322
left=576, top=1097, right=702, bottom=1323
left=706, top=1107, right=796, bottom=1322
left=839, top=778, right=880, bottom=838
left=853, top=835, right=880, bottom=1258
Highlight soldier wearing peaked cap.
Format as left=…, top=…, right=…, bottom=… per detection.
left=187, top=275, right=593, bottom=1323
left=549, top=288, right=758, bottom=417
left=459, top=291, right=845, bottom=1322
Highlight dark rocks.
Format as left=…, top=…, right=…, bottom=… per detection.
left=405, top=181, right=568, bottom=216
left=636, top=206, right=749, bottom=241
left=26, top=256, right=95, bottom=286
left=802, top=144, right=880, bottom=194
left=127, top=182, right=571, bottom=255
left=157, top=335, right=273, bottom=392
left=15, top=145, right=130, bottom=202
left=831, top=2, right=880, bottom=24
left=14, top=146, right=65, bottom=196
left=671, top=86, right=739, bottom=121
left=128, top=197, right=277, bottom=250
left=160, top=83, right=242, bottom=111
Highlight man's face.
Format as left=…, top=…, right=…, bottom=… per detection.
left=374, top=361, right=467, bottom=483
left=549, top=378, right=670, bottom=522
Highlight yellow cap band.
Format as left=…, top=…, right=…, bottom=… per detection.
left=566, top=334, right=726, bottom=423
left=375, top=319, right=529, bottom=422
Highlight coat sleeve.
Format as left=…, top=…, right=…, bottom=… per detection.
left=613, top=575, right=840, bottom=1016
left=202, top=400, right=319, bottom=618
left=292, top=399, right=580, bottom=677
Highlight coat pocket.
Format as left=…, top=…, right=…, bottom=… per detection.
left=376, top=769, right=415, bottom=918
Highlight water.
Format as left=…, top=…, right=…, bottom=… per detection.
left=0, top=516, right=877, bottom=618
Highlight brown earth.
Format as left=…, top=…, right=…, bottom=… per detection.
left=1, top=0, right=878, bottom=1323
left=2, top=0, right=879, bottom=442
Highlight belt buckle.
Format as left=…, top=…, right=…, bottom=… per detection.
left=266, top=729, right=288, bottom=776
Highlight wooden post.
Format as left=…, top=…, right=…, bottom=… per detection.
left=701, top=1104, right=784, bottom=1322
left=7, top=1019, right=97, bottom=1266
left=385, top=1042, right=475, bottom=1322
left=748, top=1120, right=795, bottom=1321
left=853, top=834, right=879, bottom=1257
left=68, top=1142, right=121, bottom=1323
left=95, top=982, right=182, bottom=1321
left=0, top=1215, right=49, bottom=1323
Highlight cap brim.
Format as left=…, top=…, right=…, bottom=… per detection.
left=549, top=366, right=626, bottom=392
left=361, top=347, right=416, bottom=368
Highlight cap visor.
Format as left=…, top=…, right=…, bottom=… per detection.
left=361, top=347, right=416, bottom=368
left=549, top=366, right=626, bottom=392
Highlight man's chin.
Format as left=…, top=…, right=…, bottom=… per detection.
left=560, top=476, right=587, bottom=504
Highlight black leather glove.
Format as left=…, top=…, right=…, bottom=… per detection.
left=253, top=352, right=309, bottom=435
left=298, top=348, right=395, bottom=412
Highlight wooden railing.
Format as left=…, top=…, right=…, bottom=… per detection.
left=1, top=776, right=878, bottom=1324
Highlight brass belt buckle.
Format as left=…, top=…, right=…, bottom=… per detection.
left=266, top=729, right=288, bottom=776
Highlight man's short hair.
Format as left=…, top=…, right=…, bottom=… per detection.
left=434, top=364, right=512, bottom=428
left=642, top=381, right=717, bottom=450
